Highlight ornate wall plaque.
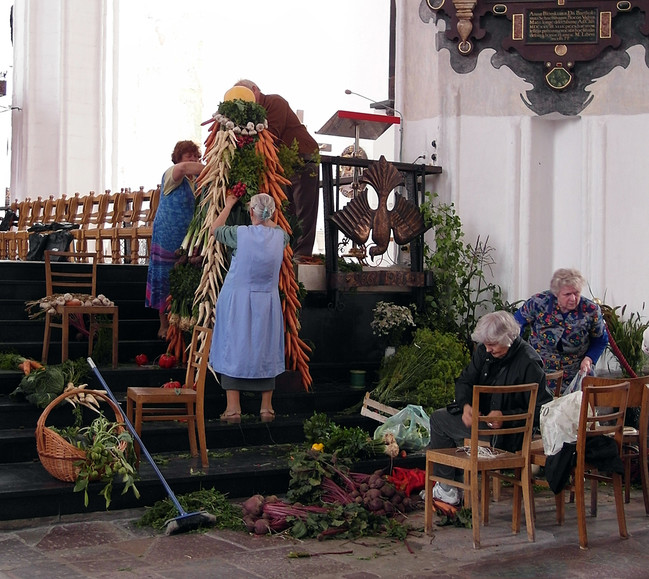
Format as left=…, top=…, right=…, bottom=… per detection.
left=420, top=0, right=649, bottom=114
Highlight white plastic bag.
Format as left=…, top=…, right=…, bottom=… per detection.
left=563, top=370, right=585, bottom=395
left=373, top=404, right=430, bottom=451
left=539, top=391, right=583, bottom=455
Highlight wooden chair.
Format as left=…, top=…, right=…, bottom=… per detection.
left=126, top=325, right=212, bottom=468
left=581, top=375, right=649, bottom=513
left=424, top=383, right=539, bottom=549
left=530, top=380, right=630, bottom=549
left=41, top=250, right=119, bottom=368
left=134, top=186, right=160, bottom=262
left=546, top=369, right=564, bottom=397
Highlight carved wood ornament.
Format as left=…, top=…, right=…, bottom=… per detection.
left=421, top=0, right=649, bottom=114
left=330, top=156, right=429, bottom=260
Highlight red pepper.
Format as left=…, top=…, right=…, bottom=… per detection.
left=158, top=353, right=177, bottom=369
left=135, top=353, right=149, bottom=366
left=162, top=380, right=182, bottom=389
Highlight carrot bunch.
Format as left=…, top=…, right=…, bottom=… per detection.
left=256, top=129, right=313, bottom=390
left=18, top=358, right=44, bottom=376
left=165, top=324, right=188, bottom=366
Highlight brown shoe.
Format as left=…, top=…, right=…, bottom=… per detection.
left=220, top=411, right=241, bottom=424
left=260, top=409, right=275, bottom=423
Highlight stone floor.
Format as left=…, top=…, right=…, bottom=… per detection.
left=1, top=486, right=648, bottom=578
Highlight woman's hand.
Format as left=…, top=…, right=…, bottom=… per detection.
left=580, top=356, right=593, bottom=375
left=211, top=194, right=239, bottom=233
left=485, top=410, right=503, bottom=429
left=462, top=404, right=473, bottom=428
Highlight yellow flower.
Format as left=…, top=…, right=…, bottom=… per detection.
left=311, top=443, right=324, bottom=452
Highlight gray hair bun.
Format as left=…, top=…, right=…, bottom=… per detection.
left=249, top=193, right=276, bottom=221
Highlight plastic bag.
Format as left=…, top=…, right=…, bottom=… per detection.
left=373, top=404, right=430, bottom=451
left=539, top=391, right=583, bottom=455
left=563, top=370, right=585, bottom=395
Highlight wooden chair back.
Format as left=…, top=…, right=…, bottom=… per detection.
left=125, top=325, right=212, bottom=468
left=45, top=250, right=98, bottom=297
left=42, top=250, right=119, bottom=368
left=424, top=383, right=539, bottom=548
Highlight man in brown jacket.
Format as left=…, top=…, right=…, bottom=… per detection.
left=235, top=79, right=319, bottom=259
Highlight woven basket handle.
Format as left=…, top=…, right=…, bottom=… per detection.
left=36, top=388, right=124, bottom=430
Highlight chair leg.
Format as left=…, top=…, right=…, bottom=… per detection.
left=575, top=474, right=588, bottom=550
left=521, top=470, right=535, bottom=542
left=111, top=311, right=119, bottom=369
left=133, top=406, right=144, bottom=464
left=61, top=312, right=70, bottom=363
left=186, top=405, right=198, bottom=458
left=624, top=454, right=631, bottom=504
left=470, top=471, right=481, bottom=549
left=424, top=459, right=434, bottom=533
left=613, top=472, right=629, bottom=540
left=641, top=448, right=649, bottom=515
left=590, top=476, right=598, bottom=517
left=196, top=409, right=209, bottom=468
left=481, top=473, right=490, bottom=526
left=42, top=316, right=52, bottom=364
left=511, top=468, right=522, bottom=535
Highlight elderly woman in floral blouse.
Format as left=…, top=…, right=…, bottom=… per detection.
left=514, top=268, right=608, bottom=388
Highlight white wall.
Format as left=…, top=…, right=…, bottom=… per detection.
left=397, top=0, right=649, bottom=316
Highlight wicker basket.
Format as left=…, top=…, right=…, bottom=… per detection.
left=35, top=388, right=126, bottom=483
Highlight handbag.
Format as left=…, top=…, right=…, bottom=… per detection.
left=26, top=231, right=74, bottom=261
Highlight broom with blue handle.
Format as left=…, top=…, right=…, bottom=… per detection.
left=87, top=357, right=216, bottom=534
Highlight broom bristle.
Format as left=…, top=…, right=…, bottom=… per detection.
left=164, top=511, right=217, bottom=535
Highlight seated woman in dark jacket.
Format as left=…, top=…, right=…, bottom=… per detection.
left=428, top=310, right=553, bottom=505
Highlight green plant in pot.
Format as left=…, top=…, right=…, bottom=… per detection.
left=601, top=303, right=649, bottom=377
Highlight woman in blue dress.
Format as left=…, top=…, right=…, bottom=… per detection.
left=209, top=193, right=289, bottom=423
left=146, top=140, right=204, bottom=339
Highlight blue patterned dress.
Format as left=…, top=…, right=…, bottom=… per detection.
left=514, top=290, right=608, bottom=384
left=145, top=167, right=196, bottom=311
left=209, top=224, right=287, bottom=385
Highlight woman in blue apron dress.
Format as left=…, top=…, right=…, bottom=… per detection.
left=209, top=193, right=289, bottom=423
left=146, top=140, right=203, bottom=339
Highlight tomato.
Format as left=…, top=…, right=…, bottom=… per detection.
left=162, top=380, right=182, bottom=389
left=135, top=353, right=149, bottom=366
left=158, top=353, right=177, bottom=369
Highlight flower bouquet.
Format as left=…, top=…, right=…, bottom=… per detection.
left=370, top=301, right=416, bottom=348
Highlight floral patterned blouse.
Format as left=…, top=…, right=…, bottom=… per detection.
left=514, top=290, right=608, bottom=383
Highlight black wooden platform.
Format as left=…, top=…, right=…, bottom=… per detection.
left=0, top=260, right=421, bottom=522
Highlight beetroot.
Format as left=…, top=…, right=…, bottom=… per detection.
left=254, top=518, right=271, bottom=535
left=241, top=494, right=265, bottom=517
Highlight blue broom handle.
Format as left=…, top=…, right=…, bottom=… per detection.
left=87, top=358, right=187, bottom=516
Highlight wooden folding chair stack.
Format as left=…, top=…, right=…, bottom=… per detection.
left=126, top=325, right=212, bottom=468
left=134, top=186, right=160, bottom=262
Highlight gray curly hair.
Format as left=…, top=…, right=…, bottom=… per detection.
left=549, top=268, right=586, bottom=295
left=471, top=311, right=520, bottom=347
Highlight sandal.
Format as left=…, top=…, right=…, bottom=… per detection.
left=260, top=409, right=275, bottom=423
left=220, top=411, right=241, bottom=424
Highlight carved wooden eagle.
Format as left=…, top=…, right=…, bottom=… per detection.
left=330, top=155, right=429, bottom=258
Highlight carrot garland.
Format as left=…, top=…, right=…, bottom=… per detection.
left=181, top=101, right=311, bottom=390
left=256, top=129, right=312, bottom=390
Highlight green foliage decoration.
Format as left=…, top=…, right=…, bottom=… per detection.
left=602, top=303, right=649, bottom=377
left=372, top=327, right=470, bottom=412
left=419, top=192, right=510, bottom=348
